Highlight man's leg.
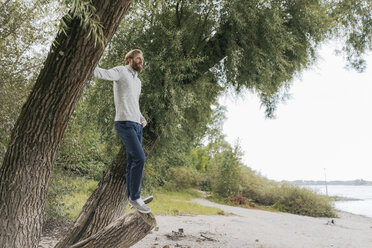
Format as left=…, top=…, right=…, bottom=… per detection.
left=115, top=121, right=150, bottom=213
left=115, top=121, right=146, bottom=200
left=129, top=123, right=145, bottom=200
left=125, top=150, right=132, bottom=199
left=115, top=122, right=137, bottom=199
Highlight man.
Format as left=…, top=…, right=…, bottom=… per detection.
left=93, top=49, right=152, bottom=213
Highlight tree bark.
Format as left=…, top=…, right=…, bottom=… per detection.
left=55, top=146, right=128, bottom=247
left=53, top=18, right=230, bottom=247
left=53, top=21, right=230, bottom=247
left=54, top=146, right=156, bottom=248
left=69, top=210, right=156, bottom=248
left=0, top=1, right=133, bottom=248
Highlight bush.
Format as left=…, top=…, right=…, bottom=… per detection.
left=164, top=166, right=202, bottom=190
left=224, top=195, right=256, bottom=207
left=208, top=164, right=337, bottom=218
left=271, top=184, right=337, bottom=217
left=142, top=157, right=168, bottom=192
left=239, top=167, right=278, bottom=205
left=225, top=195, right=247, bottom=205
left=213, top=149, right=242, bottom=197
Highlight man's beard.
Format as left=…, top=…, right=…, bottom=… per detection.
left=132, top=62, right=143, bottom=72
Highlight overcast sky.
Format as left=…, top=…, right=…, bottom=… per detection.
left=221, top=43, right=372, bottom=182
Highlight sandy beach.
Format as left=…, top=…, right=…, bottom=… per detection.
left=40, top=198, right=372, bottom=248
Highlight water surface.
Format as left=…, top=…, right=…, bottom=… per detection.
left=302, top=185, right=372, bottom=218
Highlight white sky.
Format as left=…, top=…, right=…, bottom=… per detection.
left=221, top=43, right=372, bottom=182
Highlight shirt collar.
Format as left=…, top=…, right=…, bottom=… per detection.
left=125, top=65, right=138, bottom=78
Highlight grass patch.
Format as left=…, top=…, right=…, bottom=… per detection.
left=149, top=189, right=228, bottom=216
left=62, top=179, right=98, bottom=219
left=48, top=173, right=231, bottom=219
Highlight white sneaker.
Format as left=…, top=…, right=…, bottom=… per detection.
left=129, top=195, right=153, bottom=208
left=141, top=195, right=154, bottom=204
left=129, top=197, right=151, bottom=214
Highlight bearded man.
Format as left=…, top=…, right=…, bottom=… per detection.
left=93, top=49, right=152, bottom=213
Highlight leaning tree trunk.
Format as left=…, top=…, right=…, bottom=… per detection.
left=0, top=1, right=134, bottom=248
left=54, top=145, right=156, bottom=248
left=54, top=20, right=232, bottom=247
left=69, top=209, right=156, bottom=248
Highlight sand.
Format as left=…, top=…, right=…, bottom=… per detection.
left=40, top=198, right=372, bottom=248
left=133, top=199, right=372, bottom=248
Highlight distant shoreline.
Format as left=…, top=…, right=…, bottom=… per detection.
left=286, top=179, right=372, bottom=186
left=329, top=196, right=362, bottom=201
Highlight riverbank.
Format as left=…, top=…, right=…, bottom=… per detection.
left=39, top=198, right=372, bottom=248
left=132, top=198, right=372, bottom=248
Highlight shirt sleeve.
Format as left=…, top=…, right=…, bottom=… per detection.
left=93, top=66, right=122, bottom=81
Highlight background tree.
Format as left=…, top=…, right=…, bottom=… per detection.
left=213, top=141, right=243, bottom=197
left=332, top=0, right=372, bottom=72
left=0, top=0, right=62, bottom=161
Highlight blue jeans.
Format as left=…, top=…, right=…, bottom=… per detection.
left=115, top=121, right=145, bottom=201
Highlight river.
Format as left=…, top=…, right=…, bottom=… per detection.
left=302, top=185, right=372, bottom=218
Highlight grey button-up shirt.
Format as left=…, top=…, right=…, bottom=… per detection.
left=93, top=65, right=147, bottom=126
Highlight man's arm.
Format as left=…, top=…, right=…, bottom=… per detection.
left=93, top=66, right=122, bottom=81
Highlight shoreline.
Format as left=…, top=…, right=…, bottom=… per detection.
left=39, top=199, right=372, bottom=248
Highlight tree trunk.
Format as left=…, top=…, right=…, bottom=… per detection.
left=69, top=210, right=156, bottom=248
left=53, top=21, right=229, bottom=247
left=54, top=146, right=156, bottom=248
left=0, top=1, right=133, bottom=247
left=53, top=18, right=229, bottom=247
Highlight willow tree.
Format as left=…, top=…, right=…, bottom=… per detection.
left=57, top=0, right=372, bottom=246
left=0, top=1, right=157, bottom=248
left=1, top=0, right=371, bottom=248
